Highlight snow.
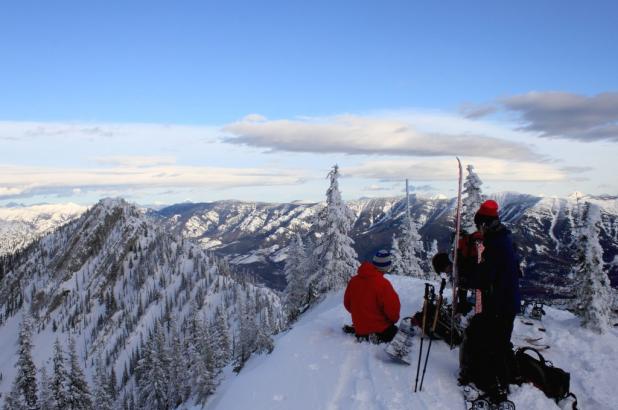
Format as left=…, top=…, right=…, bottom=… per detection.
left=203, top=275, right=618, bottom=410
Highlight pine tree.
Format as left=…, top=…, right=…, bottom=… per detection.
left=3, top=384, right=28, bottom=410
left=168, top=324, right=188, bottom=407
left=5, top=315, right=38, bottom=410
left=51, top=338, right=69, bottom=410
left=136, top=323, right=170, bottom=410
left=461, top=164, right=485, bottom=233
left=390, top=208, right=424, bottom=278
left=311, top=165, right=359, bottom=293
left=235, top=299, right=258, bottom=371
left=66, top=337, right=92, bottom=410
left=39, top=366, right=54, bottom=410
left=92, top=357, right=113, bottom=410
left=574, top=202, right=612, bottom=333
left=284, top=233, right=310, bottom=322
left=214, top=307, right=231, bottom=364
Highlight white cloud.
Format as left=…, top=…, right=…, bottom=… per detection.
left=346, top=158, right=567, bottom=182
left=94, top=156, right=177, bottom=167
left=223, top=114, right=541, bottom=160
left=0, top=164, right=306, bottom=200
left=0, top=121, right=219, bottom=142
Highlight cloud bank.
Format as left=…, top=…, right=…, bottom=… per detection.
left=0, top=163, right=306, bottom=200
left=466, top=91, right=618, bottom=142
left=223, top=114, right=540, bottom=160
left=346, top=158, right=568, bottom=182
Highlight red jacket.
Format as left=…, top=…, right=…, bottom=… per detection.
left=344, top=261, right=401, bottom=335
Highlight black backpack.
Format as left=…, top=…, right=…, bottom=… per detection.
left=514, top=347, right=578, bottom=409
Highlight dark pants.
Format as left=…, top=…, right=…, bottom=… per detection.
left=459, top=313, right=516, bottom=395
left=356, top=324, right=398, bottom=344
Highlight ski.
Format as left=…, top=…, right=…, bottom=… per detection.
left=451, top=157, right=463, bottom=348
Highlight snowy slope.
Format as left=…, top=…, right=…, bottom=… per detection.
left=204, top=275, right=618, bottom=410
left=0, top=202, right=87, bottom=255
left=158, top=193, right=618, bottom=298
left=0, top=198, right=285, bottom=407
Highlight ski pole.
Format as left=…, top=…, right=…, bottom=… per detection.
left=414, top=283, right=431, bottom=392
left=419, top=278, right=447, bottom=391
left=451, top=157, right=463, bottom=349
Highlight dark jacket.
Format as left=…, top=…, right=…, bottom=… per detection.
left=344, top=261, right=401, bottom=335
left=466, top=222, right=521, bottom=317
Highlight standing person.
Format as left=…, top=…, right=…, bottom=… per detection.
left=470, top=200, right=521, bottom=344
left=344, top=250, right=401, bottom=343
left=433, top=200, right=521, bottom=402
left=462, top=199, right=521, bottom=401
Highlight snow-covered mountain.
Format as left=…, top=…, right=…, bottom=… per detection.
left=0, top=198, right=284, bottom=408
left=157, top=193, right=618, bottom=299
left=203, top=275, right=618, bottom=410
left=0, top=202, right=87, bottom=256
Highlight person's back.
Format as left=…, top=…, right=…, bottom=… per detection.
left=344, top=250, right=400, bottom=342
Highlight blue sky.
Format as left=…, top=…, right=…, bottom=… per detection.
left=1, top=1, right=617, bottom=205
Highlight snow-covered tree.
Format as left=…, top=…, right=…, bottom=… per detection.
left=39, top=366, right=54, bottom=410
left=214, top=307, right=232, bottom=364
left=51, top=338, right=69, bottom=410
left=136, top=323, right=170, bottom=410
left=4, top=315, right=38, bottom=410
left=461, top=164, right=485, bottom=233
left=235, top=299, right=258, bottom=371
left=574, top=202, right=612, bottom=333
left=311, top=165, right=359, bottom=293
left=391, top=208, right=424, bottom=278
left=92, top=357, right=114, bottom=410
left=284, top=233, right=310, bottom=322
left=185, top=312, right=214, bottom=405
left=66, top=337, right=92, bottom=410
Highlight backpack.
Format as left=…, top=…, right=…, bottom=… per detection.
left=457, top=231, right=483, bottom=285
left=412, top=302, right=463, bottom=346
left=514, top=347, right=578, bottom=409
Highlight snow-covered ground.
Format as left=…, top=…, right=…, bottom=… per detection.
left=203, top=275, right=618, bottom=410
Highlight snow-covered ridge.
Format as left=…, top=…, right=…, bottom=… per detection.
left=159, top=193, right=618, bottom=298
left=0, top=198, right=285, bottom=408
left=204, top=275, right=618, bottom=410
left=0, top=202, right=87, bottom=256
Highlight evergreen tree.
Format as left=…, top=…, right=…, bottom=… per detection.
left=284, top=233, right=310, bottom=322
left=214, top=307, right=231, bottom=364
left=5, top=315, right=38, bottom=410
left=390, top=208, right=424, bottom=278
left=235, top=299, right=258, bottom=371
left=136, top=323, right=169, bottom=410
left=574, top=202, right=612, bottom=333
left=461, top=164, right=485, bottom=233
left=66, top=337, right=92, bottom=410
left=168, top=324, right=188, bottom=407
left=311, top=165, right=359, bottom=293
left=92, top=357, right=114, bottom=410
left=51, top=339, right=69, bottom=410
left=39, top=366, right=54, bottom=410
left=3, top=383, right=28, bottom=410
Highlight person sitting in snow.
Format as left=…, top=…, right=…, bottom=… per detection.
left=344, top=250, right=401, bottom=343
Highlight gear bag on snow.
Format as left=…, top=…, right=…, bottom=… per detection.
left=412, top=301, right=463, bottom=346
left=514, top=347, right=578, bottom=408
